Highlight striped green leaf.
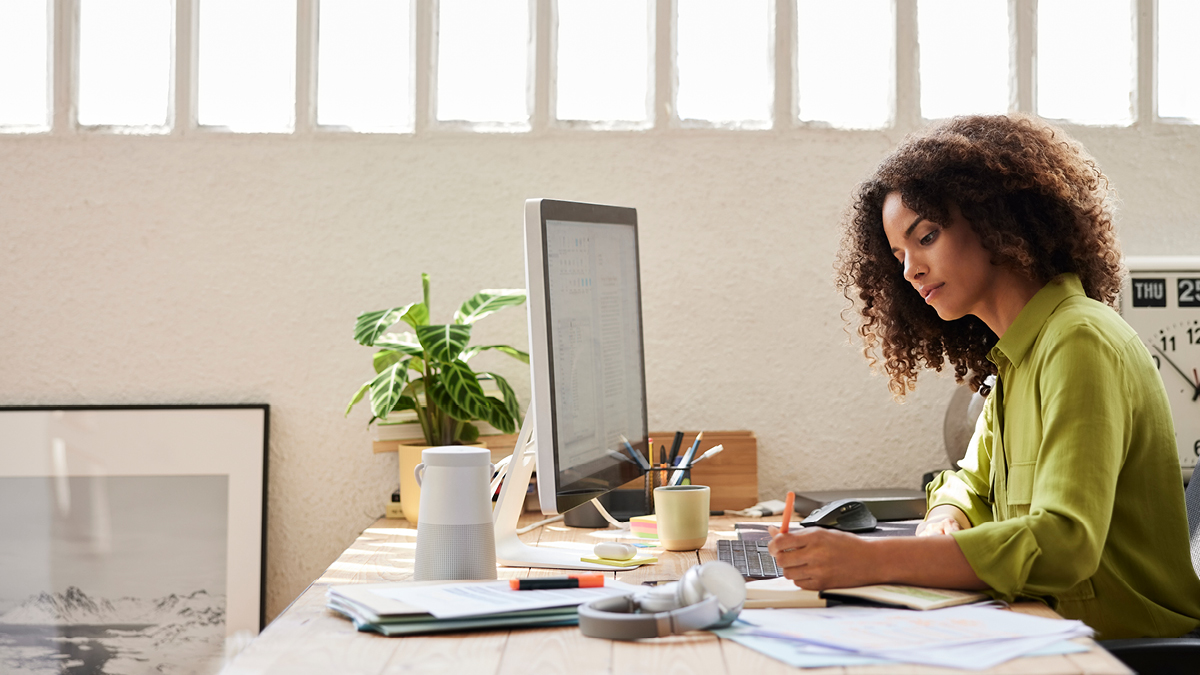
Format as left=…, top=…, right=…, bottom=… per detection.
left=427, top=377, right=470, bottom=422
left=373, top=332, right=423, bottom=356
left=454, top=289, right=526, bottom=325
left=486, top=397, right=517, bottom=434
left=430, top=360, right=503, bottom=428
left=480, top=372, right=520, bottom=426
left=416, top=324, right=472, bottom=363
left=344, top=381, right=370, bottom=416
left=461, top=344, right=530, bottom=364
left=354, top=303, right=429, bottom=346
left=373, top=349, right=407, bottom=374
left=369, top=361, right=410, bottom=419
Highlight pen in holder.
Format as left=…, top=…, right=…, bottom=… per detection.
left=643, top=464, right=690, bottom=514
left=640, top=442, right=725, bottom=514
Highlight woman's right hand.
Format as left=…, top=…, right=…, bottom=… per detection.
left=916, top=517, right=962, bottom=536
left=916, top=504, right=970, bottom=537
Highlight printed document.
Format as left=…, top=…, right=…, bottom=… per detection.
left=737, top=605, right=1092, bottom=670
left=372, top=579, right=643, bottom=619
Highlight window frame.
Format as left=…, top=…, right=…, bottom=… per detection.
left=0, top=0, right=1185, bottom=136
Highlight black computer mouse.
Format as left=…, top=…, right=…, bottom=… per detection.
left=800, top=499, right=878, bottom=533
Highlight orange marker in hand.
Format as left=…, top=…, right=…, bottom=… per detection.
left=781, top=491, right=795, bottom=534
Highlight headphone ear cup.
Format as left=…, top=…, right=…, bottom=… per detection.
left=675, top=565, right=707, bottom=607
left=696, top=561, right=746, bottom=627
left=638, top=582, right=683, bottom=613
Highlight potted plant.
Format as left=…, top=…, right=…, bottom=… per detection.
left=345, top=273, right=528, bottom=445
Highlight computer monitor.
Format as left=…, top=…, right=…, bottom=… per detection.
left=492, top=199, right=649, bottom=570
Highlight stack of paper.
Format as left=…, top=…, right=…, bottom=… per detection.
left=328, top=579, right=642, bottom=637
left=744, top=577, right=825, bottom=609
left=725, top=605, right=1093, bottom=670
left=629, top=515, right=657, bottom=539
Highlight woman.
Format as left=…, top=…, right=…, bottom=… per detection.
left=768, top=114, right=1200, bottom=639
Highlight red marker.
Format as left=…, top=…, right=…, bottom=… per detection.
left=509, top=574, right=605, bottom=590
left=781, top=491, right=795, bottom=534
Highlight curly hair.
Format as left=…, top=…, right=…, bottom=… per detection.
left=835, top=114, right=1123, bottom=399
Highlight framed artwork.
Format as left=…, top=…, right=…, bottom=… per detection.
left=0, top=405, right=268, bottom=675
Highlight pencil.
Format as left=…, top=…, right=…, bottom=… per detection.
left=781, top=491, right=795, bottom=534
left=668, top=431, right=684, bottom=466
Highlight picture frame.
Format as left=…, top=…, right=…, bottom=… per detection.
left=0, top=405, right=268, bottom=675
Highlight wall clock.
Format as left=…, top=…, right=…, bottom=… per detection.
left=1120, top=256, right=1200, bottom=479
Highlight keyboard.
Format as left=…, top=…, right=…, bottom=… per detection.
left=717, top=539, right=782, bottom=580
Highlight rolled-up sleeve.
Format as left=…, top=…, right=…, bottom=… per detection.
left=949, top=325, right=1127, bottom=600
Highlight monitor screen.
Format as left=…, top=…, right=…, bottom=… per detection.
left=525, top=199, right=648, bottom=515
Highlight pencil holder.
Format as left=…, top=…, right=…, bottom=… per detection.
left=643, top=465, right=690, bottom=515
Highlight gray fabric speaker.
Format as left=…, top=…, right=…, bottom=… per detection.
left=414, top=521, right=497, bottom=581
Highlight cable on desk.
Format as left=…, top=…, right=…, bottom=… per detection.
left=515, top=514, right=564, bottom=534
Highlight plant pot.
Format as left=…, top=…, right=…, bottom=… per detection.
left=397, top=442, right=427, bottom=524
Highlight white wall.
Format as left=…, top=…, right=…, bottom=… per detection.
left=3, top=123, right=1198, bottom=621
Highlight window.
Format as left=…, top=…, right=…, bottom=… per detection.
left=676, top=0, right=772, bottom=127
left=317, top=0, right=413, bottom=132
left=0, top=0, right=50, bottom=131
left=9, top=0, right=1200, bottom=135
left=918, top=0, right=1008, bottom=119
left=197, top=0, right=297, bottom=132
left=436, top=0, right=530, bottom=126
left=796, top=0, right=891, bottom=129
left=555, top=0, right=651, bottom=125
left=78, top=0, right=172, bottom=129
left=1157, top=0, right=1200, bottom=122
left=1037, top=0, right=1133, bottom=126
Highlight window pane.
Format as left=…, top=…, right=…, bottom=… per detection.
left=0, top=0, right=50, bottom=129
left=1037, top=0, right=1132, bottom=125
left=437, top=0, right=529, bottom=124
left=198, top=0, right=296, bottom=132
left=556, top=0, right=650, bottom=123
left=78, top=0, right=172, bottom=128
left=797, top=0, right=891, bottom=129
left=676, top=0, right=771, bottom=125
left=1158, top=0, right=1200, bottom=121
left=317, top=0, right=413, bottom=132
left=918, top=0, right=1008, bottom=119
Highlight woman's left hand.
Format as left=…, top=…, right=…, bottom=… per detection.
left=766, top=525, right=878, bottom=590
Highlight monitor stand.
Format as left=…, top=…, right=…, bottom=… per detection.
left=492, top=410, right=640, bottom=571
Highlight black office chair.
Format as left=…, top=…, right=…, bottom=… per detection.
left=1100, top=473, right=1200, bottom=675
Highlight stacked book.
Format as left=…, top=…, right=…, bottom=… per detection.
left=327, top=579, right=641, bottom=637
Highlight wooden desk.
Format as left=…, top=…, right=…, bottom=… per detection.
left=225, top=514, right=1130, bottom=675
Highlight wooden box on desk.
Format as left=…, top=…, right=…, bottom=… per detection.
left=647, top=430, right=758, bottom=511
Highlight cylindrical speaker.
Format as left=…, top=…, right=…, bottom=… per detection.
left=414, top=521, right=497, bottom=580
left=412, top=446, right=497, bottom=580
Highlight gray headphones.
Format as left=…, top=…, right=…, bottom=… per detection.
left=578, top=561, right=746, bottom=640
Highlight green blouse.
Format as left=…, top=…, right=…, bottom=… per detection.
left=927, top=274, right=1200, bottom=639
